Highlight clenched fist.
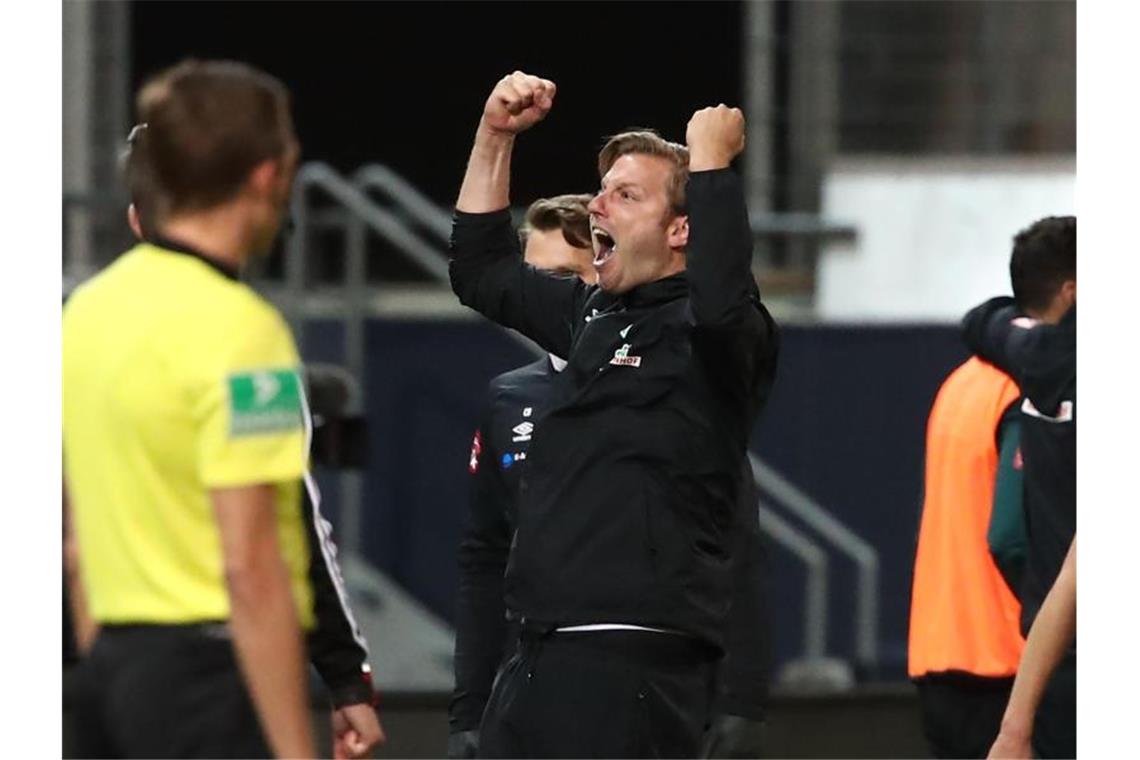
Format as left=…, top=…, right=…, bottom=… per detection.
left=481, top=71, right=557, bottom=136
left=686, top=105, right=746, bottom=171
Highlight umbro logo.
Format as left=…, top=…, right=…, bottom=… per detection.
left=512, top=421, right=534, bottom=442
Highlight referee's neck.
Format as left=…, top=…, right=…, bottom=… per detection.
left=159, top=208, right=256, bottom=272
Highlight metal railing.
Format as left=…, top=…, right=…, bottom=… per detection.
left=749, top=453, right=880, bottom=672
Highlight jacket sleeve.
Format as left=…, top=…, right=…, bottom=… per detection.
left=301, top=476, right=376, bottom=708
left=449, top=209, right=590, bottom=358
left=684, top=170, right=779, bottom=419
left=449, top=403, right=514, bottom=734
left=961, top=296, right=1037, bottom=383
left=715, top=464, right=770, bottom=720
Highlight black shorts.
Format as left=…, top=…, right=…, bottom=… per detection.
left=65, top=623, right=272, bottom=759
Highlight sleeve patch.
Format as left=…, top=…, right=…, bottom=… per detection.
left=227, top=368, right=304, bottom=437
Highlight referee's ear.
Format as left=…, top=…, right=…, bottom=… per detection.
left=128, top=204, right=144, bottom=241
left=246, top=159, right=280, bottom=200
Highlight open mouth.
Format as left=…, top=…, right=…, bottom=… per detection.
left=592, top=229, right=616, bottom=268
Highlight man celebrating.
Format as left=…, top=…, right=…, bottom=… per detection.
left=449, top=71, right=778, bottom=757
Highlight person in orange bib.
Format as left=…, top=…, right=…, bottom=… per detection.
left=908, top=337, right=1027, bottom=756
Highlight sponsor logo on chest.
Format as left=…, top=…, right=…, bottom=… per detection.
left=609, top=343, right=642, bottom=367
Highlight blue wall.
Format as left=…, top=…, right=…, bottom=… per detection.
left=303, top=317, right=968, bottom=680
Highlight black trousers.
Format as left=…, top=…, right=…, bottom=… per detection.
left=478, top=628, right=719, bottom=758
left=67, top=624, right=272, bottom=759
left=1032, top=651, right=1076, bottom=759
left=915, top=671, right=1014, bottom=759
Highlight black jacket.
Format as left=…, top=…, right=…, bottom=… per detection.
left=449, top=357, right=770, bottom=732
left=962, top=299, right=1075, bottom=635
left=449, top=168, right=779, bottom=650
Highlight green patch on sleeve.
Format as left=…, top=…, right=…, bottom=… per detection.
left=227, top=368, right=304, bottom=437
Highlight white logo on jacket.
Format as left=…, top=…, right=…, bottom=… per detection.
left=512, top=421, right=534, bottom=442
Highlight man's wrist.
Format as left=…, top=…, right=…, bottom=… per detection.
left=998, top=715, right=1033, bottom=743
left=475, top=120, right=517, bottom=146
left=328, top=672, right=379, bottom=709
left=688, top=148, right=732, bottom=172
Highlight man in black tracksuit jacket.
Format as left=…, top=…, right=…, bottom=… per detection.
left=448, top=72, right=778, bottom=758
left=449, top=358, right=772, bottom=758
left=961, top=215, right=1076, bottom=759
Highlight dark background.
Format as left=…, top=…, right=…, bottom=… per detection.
left=132, top=1, right=744, bottom=208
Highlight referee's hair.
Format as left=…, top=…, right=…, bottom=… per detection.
left=519, top=194, right=593, bottom=250
left=130, top=59, right=294, bottom=217
left=1009, top=215, right=1076, bottom=313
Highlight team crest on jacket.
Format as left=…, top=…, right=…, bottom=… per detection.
left=468, top=430, right=482, bottom=473
left=609, top=343, right=642, bottom=367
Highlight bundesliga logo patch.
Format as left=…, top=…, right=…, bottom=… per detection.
left=227, top=368, right=303, bottom=437
left=609, top=343, right=641, bottom=367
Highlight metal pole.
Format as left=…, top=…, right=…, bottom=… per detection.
left=743, top=0, right=775, bottom=219
left=340, top=206, right=369, bottom=557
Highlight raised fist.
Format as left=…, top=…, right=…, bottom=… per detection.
left=481, top=71, right=557, bottom=136
left=686, top=104, right=746, bottom=171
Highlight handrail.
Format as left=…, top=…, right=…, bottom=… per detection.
left=757, top=502, right=830, bottom=659
left=288, top=162, right=449, bottom=297
left=748, top=452, right=880, bottom=670
left=352, top=164, right=453, bottom=244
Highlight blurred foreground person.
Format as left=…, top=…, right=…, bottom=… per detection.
left=962, top=216, right=1076, bottom=758
left=449, top=71, right=778, bottom=758
left=988, top=538, right=1076, bottom=759
left=63, top=59, right=360, bottom=759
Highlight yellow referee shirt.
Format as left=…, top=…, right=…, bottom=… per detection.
left=63, top=241, right=314, bottom=628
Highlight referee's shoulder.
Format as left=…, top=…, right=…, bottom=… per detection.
left=210, top=284, right=293, bottom=343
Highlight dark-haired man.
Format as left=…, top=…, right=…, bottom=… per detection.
left=449, top=71, right=778, bottom=757
left=962, top=215, right=1076, bottom=759
left=449, top=194, right=595, bottom=758
left=63, top=59, right=381, bottom=759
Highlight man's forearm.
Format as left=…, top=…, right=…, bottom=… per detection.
left=228, top=560, right=316, bottom=759
left=685, top=169, right=761, bottom=329
left=962, top=298, right=1026, bottom=380
left=456, top=123, right=515, bottom=213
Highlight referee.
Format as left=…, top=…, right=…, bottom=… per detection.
left=64, top=59, right=317, bottom=758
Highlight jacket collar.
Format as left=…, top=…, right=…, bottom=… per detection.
left=619, top=272, right=688, bottom=309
